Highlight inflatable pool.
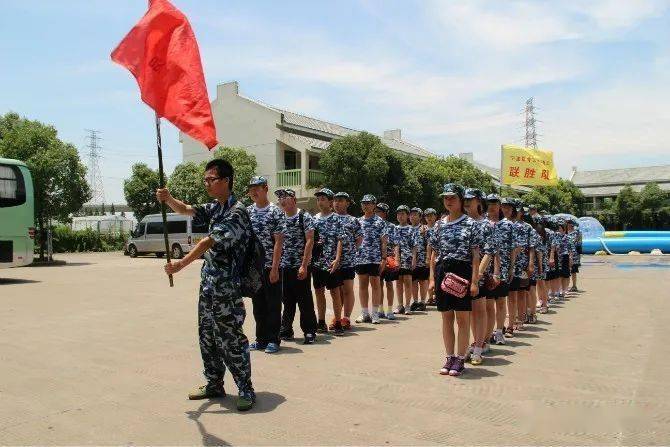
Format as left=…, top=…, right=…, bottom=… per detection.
left=583, top=237, right=670, bottom=255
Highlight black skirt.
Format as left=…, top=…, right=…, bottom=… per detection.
left=435, top=259, right=473, bottom=312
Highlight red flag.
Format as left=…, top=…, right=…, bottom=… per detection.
left=111, top=0, right=217, bottom=149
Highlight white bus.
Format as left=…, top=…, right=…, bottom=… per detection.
left=125, top=213, right=208, bottom=259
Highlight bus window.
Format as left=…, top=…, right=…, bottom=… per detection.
left=146, top=222, right=163, bottom=234
left=167, top=220, right=187, bottom=233
left=0, top=164, right=26, bottom=208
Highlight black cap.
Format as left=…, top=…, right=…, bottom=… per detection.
left=314, top=188, right=335, bottom=199
left=274, top=188, right=296, bottom=198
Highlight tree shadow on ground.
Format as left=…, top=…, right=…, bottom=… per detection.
left=0, top=278, right=40, bottom=285
left=185, top=391, right=286, bottom=445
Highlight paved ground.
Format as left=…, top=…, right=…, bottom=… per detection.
left=1, top=252, right=670, bottom=445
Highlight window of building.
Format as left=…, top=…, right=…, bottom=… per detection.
left=309, top=155, right=320, bottom=170
left=284, top=150, right=298, bottom=170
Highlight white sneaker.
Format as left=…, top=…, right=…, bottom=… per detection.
left=482, top=343, right=490, bottom=354
left=386, top=311, right=396, bottom=320
left=371, top=312, right=380, bottom=324
left=494, top=331, right=506, bottom=345
left=355, top=313, right=371, bottom=324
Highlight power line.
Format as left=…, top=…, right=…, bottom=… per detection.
left=85, top=129, right=105, bottom=205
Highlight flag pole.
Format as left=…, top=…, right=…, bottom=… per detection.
left=155, top=113, right=174, bottom=287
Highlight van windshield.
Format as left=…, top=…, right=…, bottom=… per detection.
left=133, top=222, right=146, bottom=237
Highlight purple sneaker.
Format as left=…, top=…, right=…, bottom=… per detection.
left=449, top=357, right=465, bottom=376
left=440, top=356, right=455, bottom=375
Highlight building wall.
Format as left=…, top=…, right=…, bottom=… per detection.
left=181, top=81, right=282, bottom=191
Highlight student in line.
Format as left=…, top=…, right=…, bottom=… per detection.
left=410, top=207, right=430, bottom=312
left=424, top=208, right=438, bottom=306
left=429, top=183, right=481, bottom=377
left=501, top=198, right=523, bottom=338
left=333, top=192, right=362, bottom=330
left=376, top=203, right=398, bottom=320
left=567, top=218, right=582, bottom=293
left=355, top=195, right=388, bottom=324
left=394, top=205, right=417, bottom=315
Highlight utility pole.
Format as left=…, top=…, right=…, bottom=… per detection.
left=524, top=97, right=538, bottom=149
left=85, top=129, right=105, bottom=205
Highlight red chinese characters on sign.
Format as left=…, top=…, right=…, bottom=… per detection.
left=541, top=169, right=550, bottom=180
left=524, top=168, right=536, bottom=178
left=509, top=166, right=520, bottom=177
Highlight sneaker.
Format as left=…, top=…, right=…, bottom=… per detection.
left=489, top=333, right=496, bottom=344
left=494, top=331, right=506, bottom=345
left=188, top=382, right=225, bottom=400
left=355, top=313, right=372, bottom=324
left=341, top=317, right=352, bottom=330
left=449, top=357, right=465, bottom=376
left=316, top=320, right=328, bottom=334
left=569, top=286, right=578, bottom=292
left=465, top=343, right=475, bottom=361
left=386, top=311, right=396, bottom=320
left=264, top=342, right=280, bottom=354
left=236, top=389, right=256, bottom=411
left=279, top=332, right=294, bottom=342
left=410, top=301, right=420, bottom=311
left=504, top=326, right=514, bottom=338
left=377, top=311, right=387, bottom=319
left=419, top=302, right=427, bottom=311
left=482, top=343, right=490, bottom=354
left=249, top=341, right=267, bottom=351
left=328, top=318, right=338, bottom=331
left=471, top=352, right=483, bottom=365
left=371, top=312, right=380, bottom=324
left=539, top=305, right=548, bottom=314
left=395, top=305, right=406, bottom=315
left=333, top=320, right=345, bottom=336
left=303, top=333, right=316, bottom=344
left=440, top=356, right=455, bottom=375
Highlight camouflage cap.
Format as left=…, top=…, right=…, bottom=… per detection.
left=361, top=194, right=377, bottom=203
left=314, top=187, right=335, bottom=199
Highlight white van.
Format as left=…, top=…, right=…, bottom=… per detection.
left=125, top=213, right=208, bottom=259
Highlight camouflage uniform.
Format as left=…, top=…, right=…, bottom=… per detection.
left=413, top=225, right=429, bottom=268
left=513, top=221, right=535, bottom=278
left=568, top=229, right=581, bottom=267
left=192, top=196, right=253, bottom=394
left=279, top=209, right=317, bottom=337
left=247, top=202, right=286, bottom=346
left=394, top=224, right=418, bottom=270
left=336, top=213, right=363, bottom=275
left=355, top=215, right=388, bottom=266
left=491, top=218, right=522, bottom=283
left=530, top=229, right=544, bottom=281
left=312, top=212, right=346, bottom=290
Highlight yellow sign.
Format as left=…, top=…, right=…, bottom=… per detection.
left=500, top=144, right=558, bottom=186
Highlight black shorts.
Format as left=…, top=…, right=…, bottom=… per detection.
left=529, top=279, right=537, bottom=287
left=509, top=277, right=520, bottom=292
left=355, top=263, right=380, bottom=277
left=571, top=264, right=580, bottom=274
left=339, top=267, right=356, bottom=281
left=313, top=268, right=342, bottom=290
left=398, top=268, right=413, bottom=277
left=412, top=266, right=430, bottom=281
left=546, top=268, right=557, bottom=281
left=435, top=259, right=472, bottom=312
left=560, top=255, right=571, bottom=278
left=483, top=281, right=509, bottom=299
left=382, top=269, right=399, bottom=282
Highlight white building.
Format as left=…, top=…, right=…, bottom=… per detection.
left=180, top=81, right=434, bottom=205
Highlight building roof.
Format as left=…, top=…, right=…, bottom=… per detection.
left=579, top=182, right=670, bottom=197
left=239, top=92, right=433, bottom=158
left=571, top=165, right=670, bottom=187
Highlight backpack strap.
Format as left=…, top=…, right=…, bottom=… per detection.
left=298, top=209, right=306, bottom=243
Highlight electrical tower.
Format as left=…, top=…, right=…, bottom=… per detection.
left=524, top=97, right=538, bottom=149
left=85, top=129, right=105, bottom=205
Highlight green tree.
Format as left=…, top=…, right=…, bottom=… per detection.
left=0, top=112, right=91, bottom=259
left=110, top=203, right=116, bottom=215
left=382, top=151, right=421, bottom=210
left=320, top=132, right=391, bottom=203
left=123, top=163, right=161, bottom=221
left=211, top=146, right=257, bottom=199
left=638, top=182, right=670, bottom=229
left=167, top=161, right=209, bottom=205
left=100, top=203, right=106, bottom=215
left=614, top=185, right=640, bottom=230
left=411, top=156, right=496, bottom=211
left=521, top=179, right=586, bottom=215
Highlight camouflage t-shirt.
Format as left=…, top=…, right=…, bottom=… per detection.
left=491, top=218, right=521, bottom=282
left=312, top=212, right=345, bottom=271
left=192, top=197, right=251, bottom=283
left=413, top=225, right=429, bottom=268
left=280, top=209, right=314, bottom=269
left=356, top=215, right=388, bottom=265
left=395, top=224, right=418, bottom=269
left=514, top=221, right=534, bottom=277
left=428, top=215, right=480, bottom=263
left=247, top=203, right=286, bottom=269
left=336, top=214, right=362, bottom=269
left=385, top=222, right=397, bottom=257
left=568, top=230, right=581, bottom=265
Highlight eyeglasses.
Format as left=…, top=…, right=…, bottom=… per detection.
left=203, top=176, right=222, bottom=185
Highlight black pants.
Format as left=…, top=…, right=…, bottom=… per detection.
left=252, top=268, right=282, bottom=345
left=280, top=267, right=317, bottom=337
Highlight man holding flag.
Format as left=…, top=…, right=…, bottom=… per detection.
left=112, top=0, right=256, bottom=410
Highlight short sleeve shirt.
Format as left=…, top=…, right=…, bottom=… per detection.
left=385, top=222, right=397, bottom=256
left=491, top=218, right=521, bottom=282
left=247, top=203, right=286, bottom=269
left=356, top=215, right=388, bottom=265
left=428, top=215, right=479, bottom=263
left=395, top=225, right=418, bottom=269
left=280, top=209, right=314, bottom=269
left=413, top=225, right=429, bottom=268
left=336, top=214, right=362, bottom=268
left=312, top=212, right=345, bottom=271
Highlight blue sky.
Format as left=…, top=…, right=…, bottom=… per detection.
left=2, top=0, right=669, bottom=203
